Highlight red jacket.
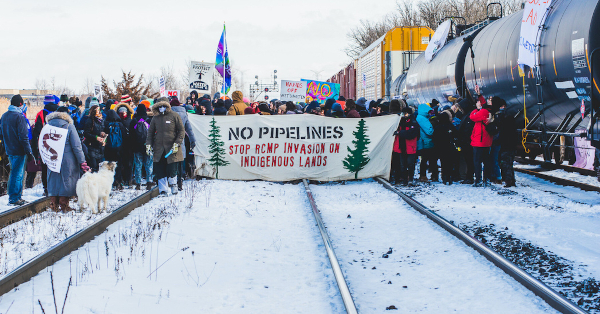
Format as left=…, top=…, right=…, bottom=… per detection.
left=394, top=116, right=419, bottom=154
left=470, top=108, right=492, bottom=147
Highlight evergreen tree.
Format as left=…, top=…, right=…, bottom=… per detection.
left=343, top=119, right=371, bottom=179
left=208, top=117, right=229, bottom=178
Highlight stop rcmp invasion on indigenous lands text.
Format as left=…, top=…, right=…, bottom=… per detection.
left=228, top=125, right=345, bottom=168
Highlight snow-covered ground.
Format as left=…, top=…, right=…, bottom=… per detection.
left=0, top=184, right=45, bottom=214
left=397, top=173, right=600, bottom=312
left=310, top=180, right=558, bottom=313
left=0, top=180, right=342, bottom=313
left=515, top=163, right=600, bottom=187
left=0, top=187, right=143, bottom=279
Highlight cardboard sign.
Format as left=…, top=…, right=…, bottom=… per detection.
left=189, top=115, right=400, bottom=181
left=280, top=80, right=308, bottom=102
left=38, top=124, right=69, bottom=173
left=189, top=61, right=214, bottom=94
left=301, top=79, right=341, bottom=104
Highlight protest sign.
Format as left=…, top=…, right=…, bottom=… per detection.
left=38, top=124, right=69, bottom=173
left=167, top=90, right=180, bottom=98
left=280, top=80, right=307, bottom=102
left=189, top=61, right=214, bottom=94
left=301, top=79, right=340, bottom=104
left=188, top=114, right=400, bottom=181
left=518, top=0, right=553, bottom=68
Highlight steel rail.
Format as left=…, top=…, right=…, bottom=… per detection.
left=375, top=177, right=588, bottom=314
left=514, top=168, right=600, bottom=192
left=302, top=179, right=358, bottom=314
left=0, top=197, right=50, bottom=228
left=515, top=157, right=596, bottom=177
left=0, top=187, right=159, bottom=296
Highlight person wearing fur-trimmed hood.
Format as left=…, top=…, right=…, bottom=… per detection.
left=146, top=98, right=185, bottom=196
left=46, top=109, right=89, bottom=212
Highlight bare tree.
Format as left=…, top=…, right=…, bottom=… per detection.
left=35, top=79, right=48, bottom=91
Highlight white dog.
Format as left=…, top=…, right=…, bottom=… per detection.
left=76, top=161, right=117, bottom=213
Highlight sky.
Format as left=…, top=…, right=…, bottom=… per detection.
left=0, top=0, right=399, bottom=96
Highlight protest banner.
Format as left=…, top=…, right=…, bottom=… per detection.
left=301, top=79, right=340, bottom=104
left=188, top=114, right=400, bottom=181
left=159, top=76, right=166, bottom=97
left=189, top=61, right=214, bottom=94
left=38, top=124, right=69, bottom=173
left=280, top=80, right=307, bottom=102
left=93, top=84, right=103, bottom=103
left=166, top=90, right=180, bottom=98
left=518, top=0, right=553, bottom=68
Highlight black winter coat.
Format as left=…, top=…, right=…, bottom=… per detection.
left=83, top=116, right=105, bottom=150
left=495, top=110, right=519, bottom=151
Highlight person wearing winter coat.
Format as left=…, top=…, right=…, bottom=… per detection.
left=45, top=109, right=88, bottom=212
left=228, top=91, right=248, bottom=115
left=392, top=107, right=419, bottom=185
left=213, top=99, right=228, bottom=115
left=83, top=105, right=106, bottom=172
left=146, top=98, right=185, bottom=196
left=416, top=103, right=438, bottom=182
left=32, top=94, right=60, bottom=195
left=433, top=110, right=459, bottom=184
left=196, top=99, right=213, bottom=115
left=1, top=95, right=34, bottom=205
left=494, top=97, right=518, bottom=187
left=115, top=103, right=134, bottom=185
left=344, top=99, right=360, bottom=118
left=170, top=97, right=197, bottom=190
left=103, top=109, right=129, bottom=189
left=470, top=95, right=493, bottom=186
left=130, top=105, right=153, bottom=190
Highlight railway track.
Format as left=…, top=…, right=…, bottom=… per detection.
left=0, top=187, right=158, bottom=296
left=515, top=157, right=595, bottom=177
left=303, top=179, right=588, bottom=313
left=514, top=167, right=600, bottom=193
left=0, top=196, right=50, bottom=228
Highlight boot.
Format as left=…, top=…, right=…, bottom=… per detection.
left=50, top=196, right=60, bottom=212
left=178, top=181, right=183, bottom=191
left=419, top=176, right=429, bottom=183
left=146, top=182, right=154, bottom=191
left=58, top=197, right=75, bottom=213
left=135, top=184, right=141, bottom=190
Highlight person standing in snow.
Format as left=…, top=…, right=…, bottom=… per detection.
left=83, top=105, right=106, bottom=172
left=470, top=87, right=493, bottom=187
left=130, top=104, right=154, bottom=190
left=146, top=97, right=185, bottom=196
left=392, top=107, right=419, bottom=185
left=115, top=102, right=134, bottom=186
left=416, top=103, right=437, bottom=183
left=169, top=97, right=196, bottom=191
left=1, top=95, right=34, bottom=205
left=32, top=94, right=59, bottom=196
left=46, top=107, right=89, bottom=212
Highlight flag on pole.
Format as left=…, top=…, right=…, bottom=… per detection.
left=215, top=24, right=232, bottom=95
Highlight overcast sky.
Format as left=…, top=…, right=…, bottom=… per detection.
left=1, top=0, right=399, bottom=95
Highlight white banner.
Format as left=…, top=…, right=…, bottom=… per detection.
left=280, top=80, right=307, bottom=102
left=38, top=124, right=69, bottom=173
left=188, top=115, right=400, bottom=181
left=425, top=20, right=451, bottom=63
left=189, top=61, right=214, bottom=94
left=518, top=0, right=553, bottom=68
left=93, top=84, right=103, bottom=103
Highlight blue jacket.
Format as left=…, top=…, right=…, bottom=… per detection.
left=416, top=104, right=434, bottom=150
left=1, top=106, right=32, bottom=156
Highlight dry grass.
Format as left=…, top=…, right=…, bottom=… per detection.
left=0, top=96, right=44, bottom=121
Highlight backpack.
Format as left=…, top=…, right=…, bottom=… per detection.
left=134, top=118, right=148, bottom=146
left=485, top=116, right=500, bottom=137
left=106, top=122, right=123, bottom=149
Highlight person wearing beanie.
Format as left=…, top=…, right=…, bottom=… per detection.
left=60, top=94, right=69, bottom=105
left=32, top=95, right=60, bottom=196
left=130, top=104, right=153, bottom=190
left=305, top=101, right=321, bottom=115
left=147, top=98, right=185, bottom=196
left=169, top=96, right=197, bottom=191
left=196, top=99, right=213, bottom=115
left=324, top=98, right=335, bottom=117
left=140, top=100, right=151, bottom=110
left=121, top=94, right=132, bottom=104
left=115, top=102, right=135, bottom=186
left=344, top=99, right=360, bottom=118
left=470, top=85, right=493, bottom=187
left=391, top=106, right=419, bottom=185
left=213, top=99, right=228, bottom=115
left=1, top=95, right=34, bottom=205
left=356, top=97, right=367, bottom=108
left=390, top=99, right=404, bottom=114
left=416, top=103, right=437, bottom=183
left=331, top=103, right=345, bottom=118
left=258, top=102, right=272, bottom=115
left=433, top=109, right=459, bottom=185
left=228, top=91, right=247, bottom=115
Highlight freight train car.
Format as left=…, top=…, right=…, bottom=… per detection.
left=328, top=26, right=433, bottom=101
left=395, top=0, right=600, bottom=164
left=328, top=61, right=357, bottom=100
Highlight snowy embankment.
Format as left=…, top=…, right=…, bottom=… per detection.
left=310, top=180, right=557, bottom=313
left=400, top=173, right=600, bottom=313
left=0, top=184, right=45, bottom=214
left=0, top=187, right=143, bottom=279
left=0, top=180, right=342, bottom=313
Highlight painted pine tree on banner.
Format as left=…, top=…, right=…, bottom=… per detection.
left=343, top=119, right=371, bottom=179
left=208, top=117, right=229, bottom=179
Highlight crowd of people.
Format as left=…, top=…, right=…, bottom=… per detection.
left=0, top=86, right=518, bottom=209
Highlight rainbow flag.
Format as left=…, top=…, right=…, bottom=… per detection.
left=215, top=24, right=231, bottom=95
